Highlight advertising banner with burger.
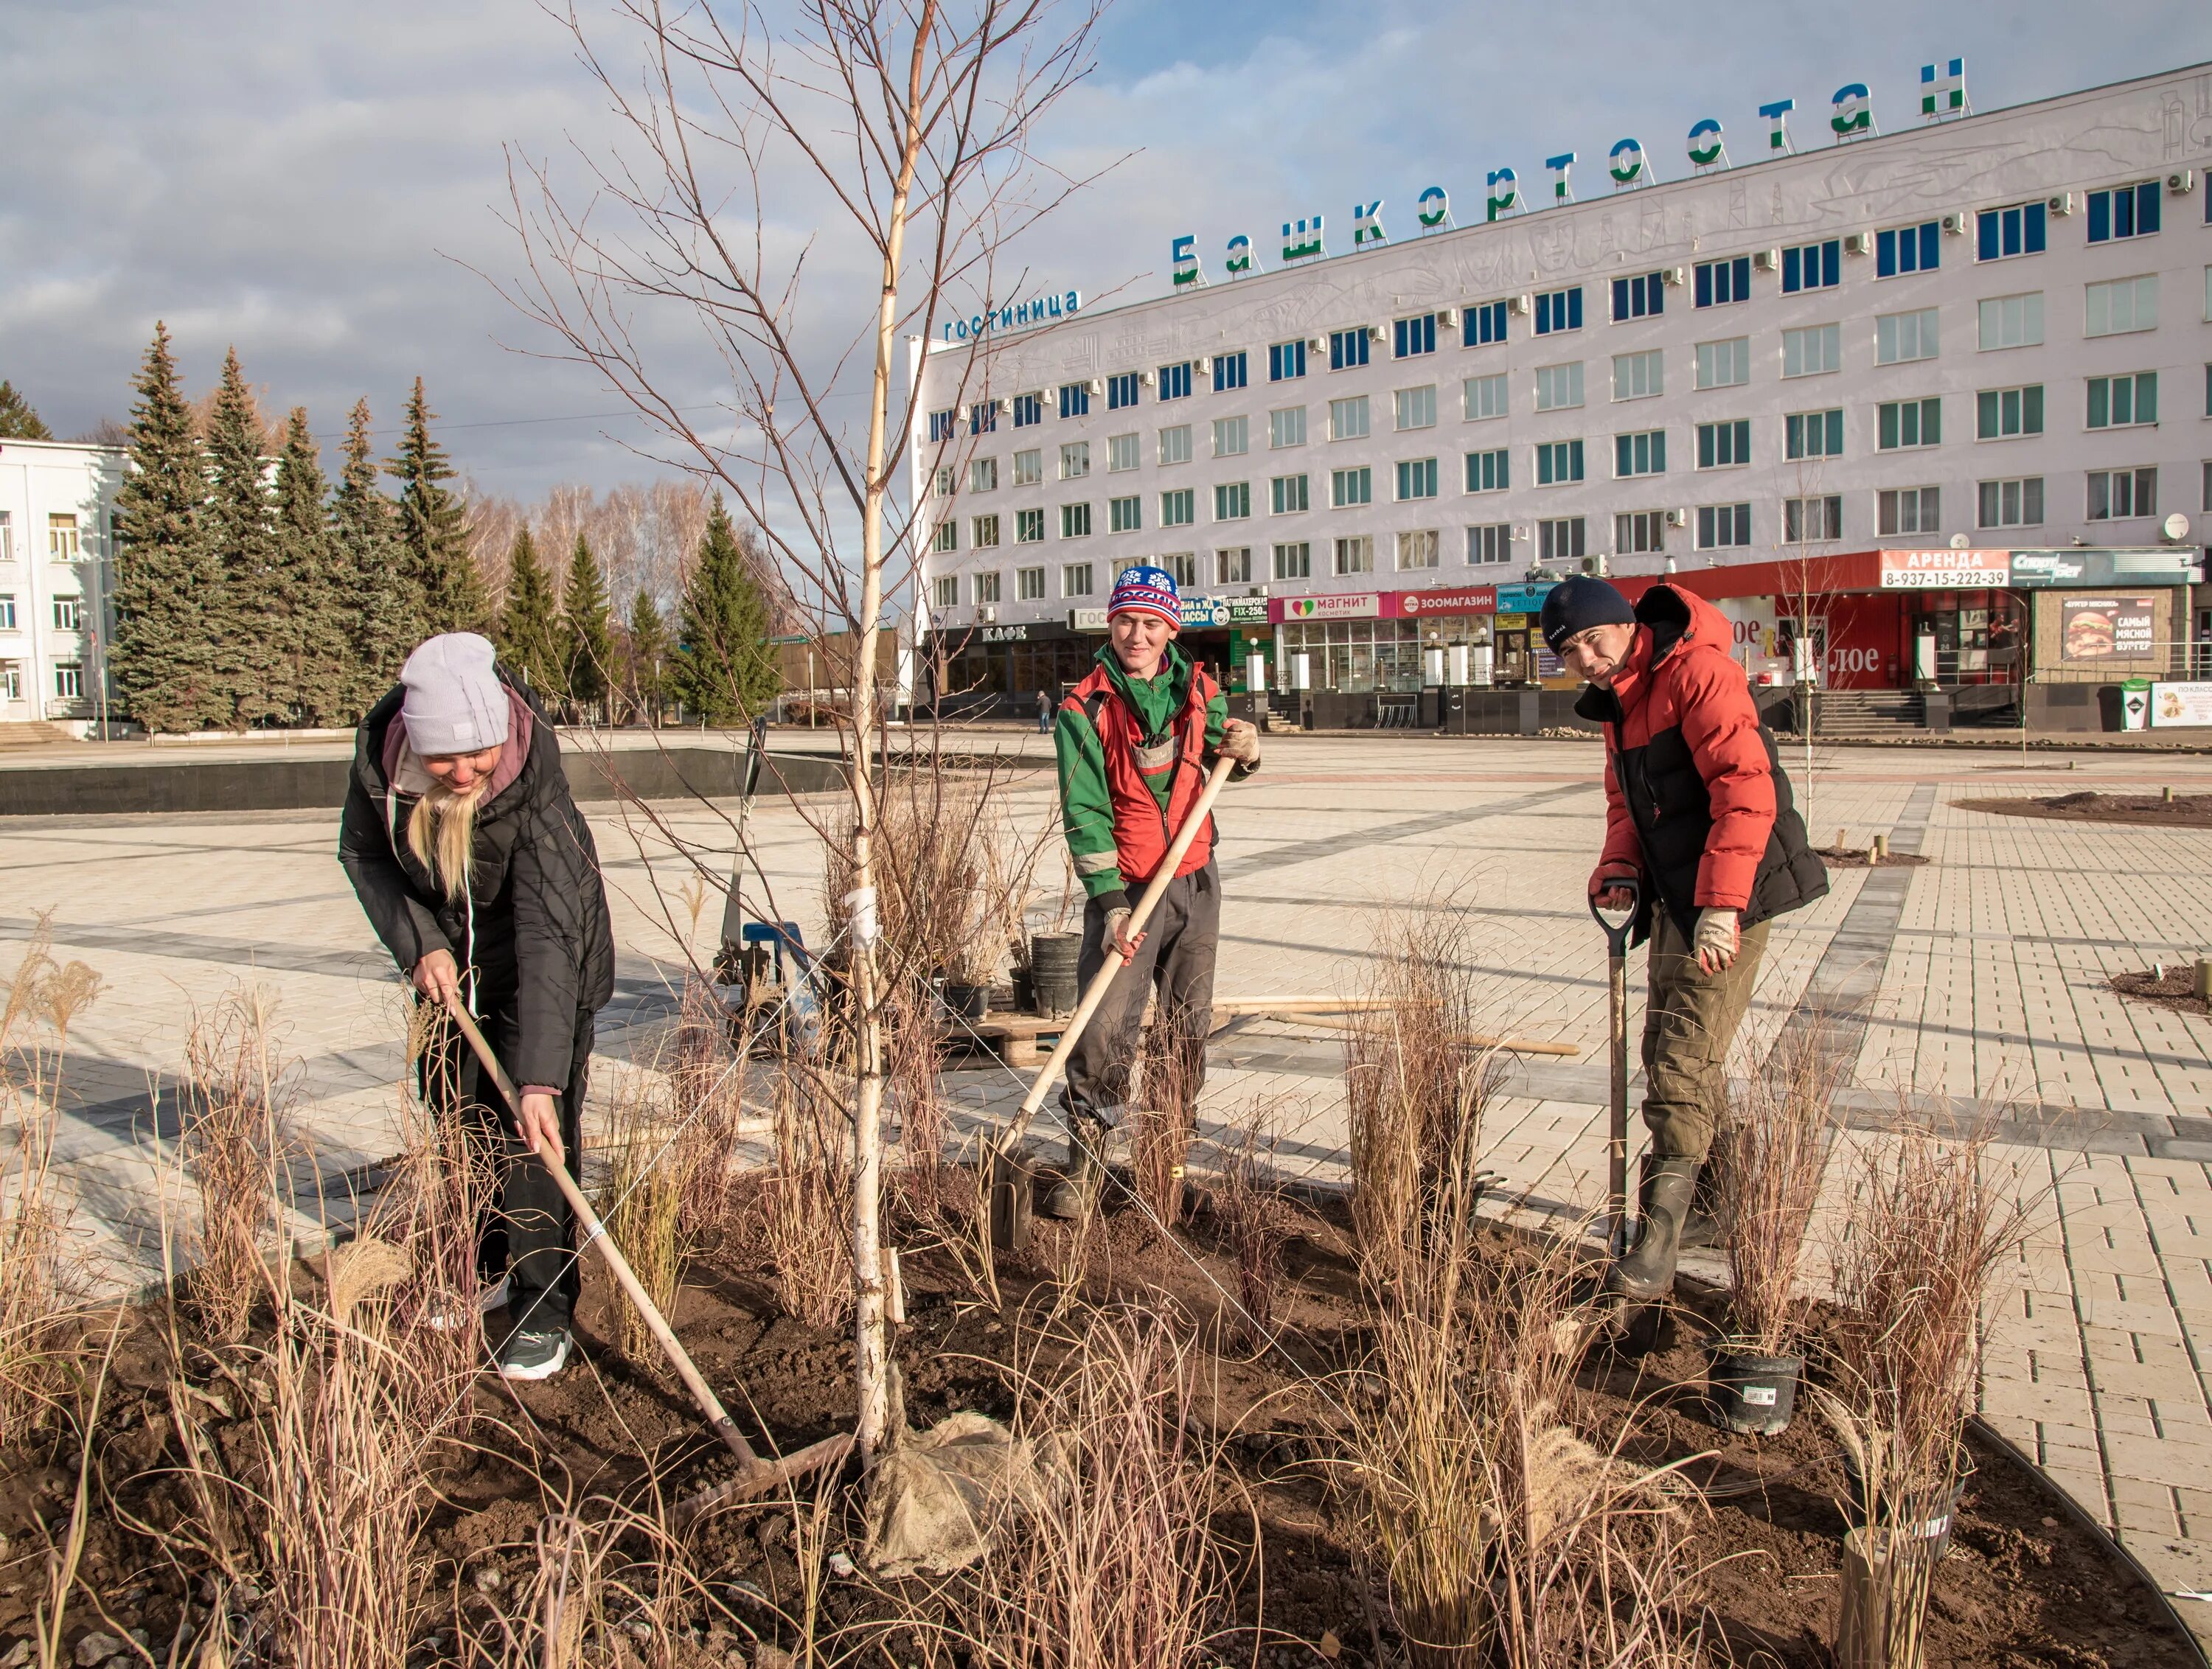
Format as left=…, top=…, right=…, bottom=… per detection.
left=2059, top=596, right=2157, bottom=662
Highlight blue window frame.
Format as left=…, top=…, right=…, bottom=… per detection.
left=1533, top=288, right=1582, bottom=336
left=1975, top=202, right=2047, bottom=262
left=1393, top=314, right=1437, bottom=358
left=1535, top=439, right=1585, bottom=485
left=1876, top=222, right=1941, bottom=278
left=1694, top=257, right=1752, bottom=308
left=2087, top=181, right=2161, bottom=243
left=927, top=408, right=957, bottom=442
left=1212, top=352, right=1248, bottom=392
left=1464, top=301, right=1509, bottom=347
left=1158, top=363, right=1192, bottom=401
left=1012, top=392, right=1043, bottom=428
left=1329, top=328, right=1371, bottom=370
left=1611, top=272, right=1664, bottom=321
left=968, top=400, right=997, bottom=433
left=1781, top=240, right=1840, bottom=293
left=1268, top=340, right=1307, bottom=381
left=1058, top=383, right=1090, bottom=419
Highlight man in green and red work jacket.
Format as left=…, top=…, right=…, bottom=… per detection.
left=1544, top=575, right=1829, bottom=1300
left=1045, top=564, right=1262, bottom=1219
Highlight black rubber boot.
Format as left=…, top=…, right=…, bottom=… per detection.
left=1605, top=1157, right=1700, bottom=1300
left=1677, top=1155, right=1728, bottom=1250
left=1040, top=1118, right=1106, bottom=1221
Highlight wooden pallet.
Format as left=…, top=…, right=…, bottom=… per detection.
left=945, top=1011, right=1068, bottom=1067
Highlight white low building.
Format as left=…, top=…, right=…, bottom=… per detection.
left=0, top=439, right=125, bottom=736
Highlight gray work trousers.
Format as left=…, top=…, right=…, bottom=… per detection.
left=1061, top=860, right=1220, bottom=1130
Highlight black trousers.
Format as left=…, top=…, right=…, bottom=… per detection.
left=1060, top=860, right=1220, bottom=1129
left=417, top=994, right=594, bottom=1326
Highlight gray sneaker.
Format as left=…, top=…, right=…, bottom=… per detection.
left=497, top=1320, right=571, bottom=1381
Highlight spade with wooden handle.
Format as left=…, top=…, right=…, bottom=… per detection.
left=1587, top=879, right=1641, bottom=1260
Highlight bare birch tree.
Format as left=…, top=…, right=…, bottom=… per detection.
left=496, top=0, right=1111, bottom=1458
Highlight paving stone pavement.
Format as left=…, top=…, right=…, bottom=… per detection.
left=10, top=731, right=2212, bottom=1628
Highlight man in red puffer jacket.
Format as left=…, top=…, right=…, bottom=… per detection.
left=1543, top=576, right=1829, bottom=1299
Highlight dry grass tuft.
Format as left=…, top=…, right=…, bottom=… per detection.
left=765, top=1061, right=853, bottom=1329
left=594, top=1065, right=697, bottom=1381
left=180, top=985, right=299, bottom=1344
left=1130, top=1011, right=1204, bottom=1233
left=1717, top=1026, right=1843, bottom=1354
left=1206, top=1109, right=1292, bottom=1348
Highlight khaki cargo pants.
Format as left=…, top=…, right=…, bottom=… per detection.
left=1641, top=911, right=1768, bottom=1160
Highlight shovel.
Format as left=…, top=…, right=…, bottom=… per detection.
left=441, top=997, right=851, bottom=1514
left=988, top=753, right=1239, bottom=1252
left=1587, top=877, right=1641, bottom=1260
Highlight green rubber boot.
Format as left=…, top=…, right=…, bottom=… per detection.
left=1040, top=1118, right=1105, bottom=1221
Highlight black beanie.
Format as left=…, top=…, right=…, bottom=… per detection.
left=1540, top=576, right=1636, bottom=654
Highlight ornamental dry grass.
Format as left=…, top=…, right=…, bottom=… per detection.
left=1717, top=1025, right=1844, bottom=1355
left=179, top=985, right=301, bottom=1343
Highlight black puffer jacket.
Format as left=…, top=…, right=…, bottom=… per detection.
left=338, top=674, right=615, bottom=1091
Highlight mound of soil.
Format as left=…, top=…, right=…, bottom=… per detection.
left=0, top=1188, right=2191, bottom=1668
left=1814, top=846, right=1930, bottom=868
left=2110, top=966, right=2212, bottom=1017
left=1955, top=790, right=2212, bottom=827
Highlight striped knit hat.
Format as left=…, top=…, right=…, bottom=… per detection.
left=1107, top=564, right=1180, bottom=627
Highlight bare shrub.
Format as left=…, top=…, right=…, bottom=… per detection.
left=181, top=986, right=299, bottom=1343
left=1717, top=1026, right=1843, bottom=1354
left=594, top=1065, right=696, bottom=1381
left=1130, top=1011, right=1204, bottom=1233
left=667, top=975, right=752, bottom=1243
left=1207, top=1109, right=1291, bottom=1347
left=885, top=978, right=951, bottom=1221
left=765, top=1061, right=853, bottom=1330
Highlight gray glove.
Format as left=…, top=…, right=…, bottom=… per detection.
left=1692, top=907, right=1740, bottom=974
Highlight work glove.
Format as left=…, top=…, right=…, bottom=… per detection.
left=1692, top=907, right=1741, bottom=975
left=1219, top=718, right=1261, bottom=767
left=1588, top=861, right=1638, bottom=913
left=1105, top=907, right=1144, bottom=963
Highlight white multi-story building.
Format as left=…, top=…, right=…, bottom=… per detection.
left=913, top=58, right=2212, bottom=731
left=0, top=439, right=125, bottom=735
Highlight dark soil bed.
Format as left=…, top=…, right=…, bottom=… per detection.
left=1955, top=790, right=2212, bottom=828
left=0, top=1186, right=2191, bottom=1669
left=1813, top=846, right=1930, bottom=868
left=2110, top=966, right=2212, bottom=1017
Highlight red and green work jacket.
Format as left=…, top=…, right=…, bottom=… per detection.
left=1053, top=643, right=1256, bottom=915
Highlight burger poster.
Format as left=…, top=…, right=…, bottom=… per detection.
left=2059, top=595, right=2157, bottom=663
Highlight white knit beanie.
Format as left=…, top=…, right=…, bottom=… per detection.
left=400, top=633, right=510, bottom=757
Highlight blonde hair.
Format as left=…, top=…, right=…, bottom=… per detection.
left=406, top=782, right=481, bottom=899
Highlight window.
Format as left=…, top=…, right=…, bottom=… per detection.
left=1214, top=481, right=1251, bottom=520
left=1060, top=441, right=1090, bottom=479
left=2085, top=275, right=2157, bottom=336
left=0, top=596, right=12, bottom=630
left=1106, top=433, right=1139, bottom=473
left=1782, top=240, right=1841, bottom=293
left=1393, top=314, right=1437, bottom=358
left=1694, top=256, right=1752, bottom=308
left=1877, top=397, right=1941, bottom=450
left=1612, top=349, right=1663, bottom=402
left=1273, top=542, right=1312, bottom=579
left=1108, top=495, right=1141, bottom=533
left=927, top=408, right=957, bottom=443
left=2087, top=372, right=2158, bottom=430
left=974, top=571, right=1002, bottom=604
left=1269, top=407, right=1307, bottom=448
left=1696, top=504, right=1752, bottom=549
left=1332, top=536, right=1372, bottom=575
left=1329, top=396, right=1370, bottom=441
left=1877, top=221, right=1941, bottom=278
left=1013, top=392, right=1043, bottom=428
left=1784, top=410, right=1844, bottom=459
left=1978, top=292, right=2044, bottom=349
left=53, top=664, right=82, bottom=701
left=1695, top=338, right=1750, bottom=388
left=1158, top=362, right=1192, bottom=401
left=1058, top=383, right=1090, bottom=419
left=1268, top=341, right=1307, bottom=381
left=1463, top=301, right=1509, bottom=347
left=1270, top=474, right=1310, bottom=514
left=1782, top=324, right=1841, bottom=378
left=970, top=457, right=998, bottom=492
left=1332, top=467, right=1372, bottom=508
left=1533, top=363, right=1585, bottom=411
left=2087, top=181, right=2161, bottom=244
left=1977, top=478, right=2045, bottom=528
left=973, top=513, right=1001, bottom=547
left=1875, top=308, right=1939, bottom=364
left=970, top=400, right=998, bottom=434
left=1537, top=518, right=1586, bottom=561
left=1533, top=439, right=1584, bottom=486
left=1062, top=562, right=1094, bottom=597
left=1213, top=415, right=1249, bottom=457
left=2205, top=460, right=2212, bottom=511
left=1164, top=552, right=1197, bottom=588
left=1396, top=458, right=1440, bottom=499
left=0, top=514, right=10, bottom=563
left=1614, top=430, right=1666, bottom=477
left=1534, top=287, right=1583, bottom=335
left=1877, top=487, right=1941, bottom=535
left=1397, top=529, right=1439, bottom=570
left=1986, top=383, right=2048, bottom=440
left=1329, top=328, right=1371, bottom=371
left=1783, top=495, right=1843, bottom=542
left=1016, top=508, right=1045, bottom=543
left=1464, top=448, right=1509, bottom=493
left=1105, top=372, right=1139, bottom=411
left=1018, top=565, right=1046, bottom=599
left=1696, top=419, right=1750, bottom=469
left=1976, top=201, right=2048, bottom=262
left=1615, top=511, right=1668, bottom=554
left=1464, top=373, right=1509, bottom=419
left=931, top=574, right=958, bottom=608
left=1060, top=503, right=1091, bottom=538
left=1158, top=425, right=1194, bottom=467
left=0, top=665, right=18, bottom=701
left=931, top=522, right=958, bottom=554
left=1467, top=524, right=1512, bottom=565
left=1217, top=547, right=1252, bottom=585
left=1160, top=488, right=1194, bottom=527
left=934, top=466, right=956, bottom=497
left=52, top=596, right=81, bottom=632
left=2087, top=467, right=2157, bottom=520
left=1212, top=352, right=1248, bottom=393
left=1012, top=448, right=1043, bottom=486
left=1394, top=385, right=1438, bottom=431
left=1612, top=271, right=1666, bottom=320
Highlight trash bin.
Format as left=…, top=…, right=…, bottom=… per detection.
left=2121, top=677, right=2152, bottom=732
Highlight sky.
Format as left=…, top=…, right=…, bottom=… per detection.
left=2, top=0, right=2208, bottom=504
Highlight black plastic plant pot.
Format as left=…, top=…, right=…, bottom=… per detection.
left=939, top=982, right=989, bottom=1022
left=1840, top=1451, right=1972, bottom=1561
left=1705, top=1345, right=1804, bottom=1437
left=1029, top=932, right=1082, bottom=1014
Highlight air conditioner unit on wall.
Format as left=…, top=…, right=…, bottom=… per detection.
left=1581, top=554, right=1610, bottom=577
left=1940, top=212, right=1969, bottom=236
left=1506, top=294, right=1532, bottom=316
left=1366, top=323, right=1388, bottom=344
left=1843, top=231, right=1873, bottom=255
left=1194, top=355, right=1213, bottom=374
left=1660, top=266, right=1686, bottom=287
left=1752, top=248, right=1781, bottom=272
left=1138, top=369, right=1156, bottom=387
left=1307, top=335, right=1327, bottom=352
left=1085, top=377, right=1103, bottom=396
left=2168, top=169, right=2198, bottom=195
left=978, top=606, right=996, bottom=624
left=2048, top=192, right=2075, bottom=216
left=1665, top=508, right=1688, bottom=528
left=993, top=396, right=1012, bottom=414
left=1439, top=305, right=1461, bottom=328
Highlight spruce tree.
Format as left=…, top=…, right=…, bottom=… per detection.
left=670, top=495, right=779, bottom=724
left=624, top=589, right=671, bottom=725
left=333, top=398, right=411, bottom=717
left=0, top=382, right=52, bottom=441
left=560, top=532, right=614, bottom=720
left=109, top=324, right=223, bottom=732
left=496, top=527, right=563, bottom=703
left=270, top=408, right=352, bottom=725
left=386, top=377, right=484, bottom=634
left=202, top=347, right=279, bottom=726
